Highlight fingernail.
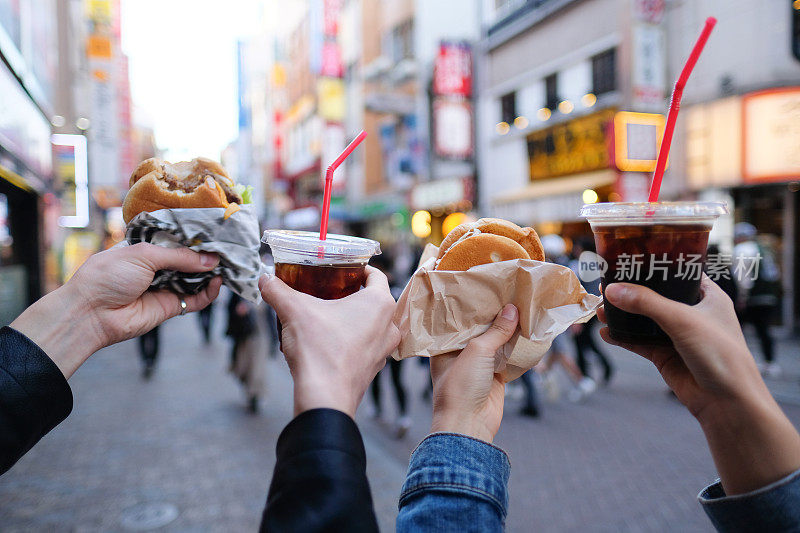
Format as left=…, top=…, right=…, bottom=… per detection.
left=258, top=273, right=270, bottom=290
left=605, top=284, right=626, bottom=301
left=501, top=304, right=517, bottom=320
left=200, top=253, right=217, bottom=267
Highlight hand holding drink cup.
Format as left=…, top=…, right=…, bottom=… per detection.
left=581, top=17, right=725, bottom=346
left=261, top=131, right=401, bottom=418
left=583, top=17, right=800, bottom=498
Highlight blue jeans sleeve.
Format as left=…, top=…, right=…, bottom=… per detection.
left=699, top=468, right=800, bottom=532
left=397, top=432, right=510, bottom=533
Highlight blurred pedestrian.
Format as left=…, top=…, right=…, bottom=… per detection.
left=263, top=303, right=280, bottom=358
left=569, top=237, right=614, bottom=385
left=369, top=254, right=411, bottom=437
left=517, top=369, right=541, bottom=417
left=538, top=234, right=596, bottom=401
left=197, top=300, right=214, bottom=344
left=537, top=331, right=596, bottom=402
left=225, top=292, right=266, bottom=413
left=138, top=325, right=160, bottom=379
left=706, top=244, right=737, bottom=303
left=371, top=358, right=411, bottom=437
left=732, top=223, right=782, bottom=377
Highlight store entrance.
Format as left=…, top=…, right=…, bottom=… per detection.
left=0, top=178, right=41, bottom=324
left=733, top=184, right=798, bottom=334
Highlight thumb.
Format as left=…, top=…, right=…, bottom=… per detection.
left=604, top=283, right=694, bottom=337
left=259, top=273, right=304, bottom=320
left=468, top=304, right=519, bottom=355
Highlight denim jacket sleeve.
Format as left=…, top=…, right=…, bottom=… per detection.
left=699, top=468, right=800, bottom=532
left=397, top=432, right=510, bottom=532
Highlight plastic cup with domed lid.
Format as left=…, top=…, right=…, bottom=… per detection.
left=580, top=201, right=727, bottom=345
left=262, top=230, right=381, bottom=300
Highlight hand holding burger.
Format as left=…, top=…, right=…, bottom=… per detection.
left=121, top=156, right=262, bottom=302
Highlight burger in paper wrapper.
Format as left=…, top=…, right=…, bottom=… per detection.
left=392, top=219, right=602, bottom=382
left=123, top=157, right=263, bottom=303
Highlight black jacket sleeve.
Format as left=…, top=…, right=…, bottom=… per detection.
left=260, top=408, right=379, bottom=533
left=0, top=326, right=73, bottom=475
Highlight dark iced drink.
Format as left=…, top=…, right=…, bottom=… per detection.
left=262, top=230, right=381, bottom=301
left=263, top=230, right=381, bottom=345
left=274, top=262, right=367, bottom=300
left=581, top=202, right=727, bottom=345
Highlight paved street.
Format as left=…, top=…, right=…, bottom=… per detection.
left=1, top=296, right=799, bottom=532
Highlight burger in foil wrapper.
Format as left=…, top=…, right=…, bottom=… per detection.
left=123, top=157, right=263, bottom=303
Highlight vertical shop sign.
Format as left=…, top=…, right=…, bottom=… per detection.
left=631, top=0, right=665, bottom=111
left=432, top=41, right=474, bottom=161
left=52, top=133, right=89, bottom=227
left=86, top=0, right=120, bottom=189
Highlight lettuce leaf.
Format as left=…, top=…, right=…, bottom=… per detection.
left=232, top=184, right=254, bottom=204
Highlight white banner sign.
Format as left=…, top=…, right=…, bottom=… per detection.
left=631, top=23, right=665, bottom=110
left=88, top=61, right=120, bottom=189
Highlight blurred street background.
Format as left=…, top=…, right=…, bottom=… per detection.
left=1, top=0, right=800, bottom=531
left=1, top=295, right=800, bottom=532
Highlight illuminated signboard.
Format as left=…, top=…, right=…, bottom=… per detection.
left=743, top=87, right=800, bottom=183
left=614, top=111, right=665, bottom=172
left=52, top=134, right=89, bottom=228
left=527, top=108, right=616, bottom=181
left=433, top=41, right=472, bottom=97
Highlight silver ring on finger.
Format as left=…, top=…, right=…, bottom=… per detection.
left=179, top=297, right=188, bottom=316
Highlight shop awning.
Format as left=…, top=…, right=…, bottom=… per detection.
left=491, top=170, right=615, bottom=205
left=489, top=170, right=616, bottom=225
left=0, top=164, right=35, bottom=193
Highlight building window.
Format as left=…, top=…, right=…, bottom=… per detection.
left=545, top=73, right=559, bottom=110
left=591, top=48, right=617, bottom=96
left=500, top=92, right=517, bottom=124
left=388, top=20, right=414, bottom=63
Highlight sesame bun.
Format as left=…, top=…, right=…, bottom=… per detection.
left=434, top=217, right=545, bottom=271
left=122, top=157, right=241, bottom=224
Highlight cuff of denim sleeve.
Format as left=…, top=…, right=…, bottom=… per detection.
left=0, top=327, right=73, bottom=426
left=275, top=408, right=366, bottom=465
left=698, top=469, right=800, bottom=531
left=399, top=432, right=510, bottom=516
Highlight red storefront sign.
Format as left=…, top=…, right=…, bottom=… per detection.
left=433, top=41, right=472, bottom=97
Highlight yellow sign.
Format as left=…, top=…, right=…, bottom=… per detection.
left=272, top=63, right=286, bottom=87
left=86, top=0, right=112, bottom=22
left=317, top=78, right=346, bottom=122
left=527, top=108, right=616, bottom=180
left=87, top=35, right=113, bottom=59
left=614, top=111, right=665, bottom=172
left=63, top=232, right=100, bottom=281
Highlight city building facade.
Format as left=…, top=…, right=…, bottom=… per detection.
left=669, top=0, right=800, bottom=332
left=477, top=0, right=800, bottom=333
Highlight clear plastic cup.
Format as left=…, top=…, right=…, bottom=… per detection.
left=262, top=230, right=381, bottom=300
left=580, top=201, right=728, bottom=345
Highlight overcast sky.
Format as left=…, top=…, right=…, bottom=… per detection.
left=120, top=0, right=264, bottom=162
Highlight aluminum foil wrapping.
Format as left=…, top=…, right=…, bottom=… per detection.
left=126, top=206, right=263, bottom=303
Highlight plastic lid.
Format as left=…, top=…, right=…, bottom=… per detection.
left=580, top=201, right=728, bottom=221
left=262, top=230, right=381, bottom=260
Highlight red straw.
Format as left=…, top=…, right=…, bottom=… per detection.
left=648, top=17, right=717, bottom=202
left=319, top=130, right=367, bottom=241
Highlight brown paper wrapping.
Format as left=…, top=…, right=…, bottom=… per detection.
left=392, top=243, right=602, bottom=382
